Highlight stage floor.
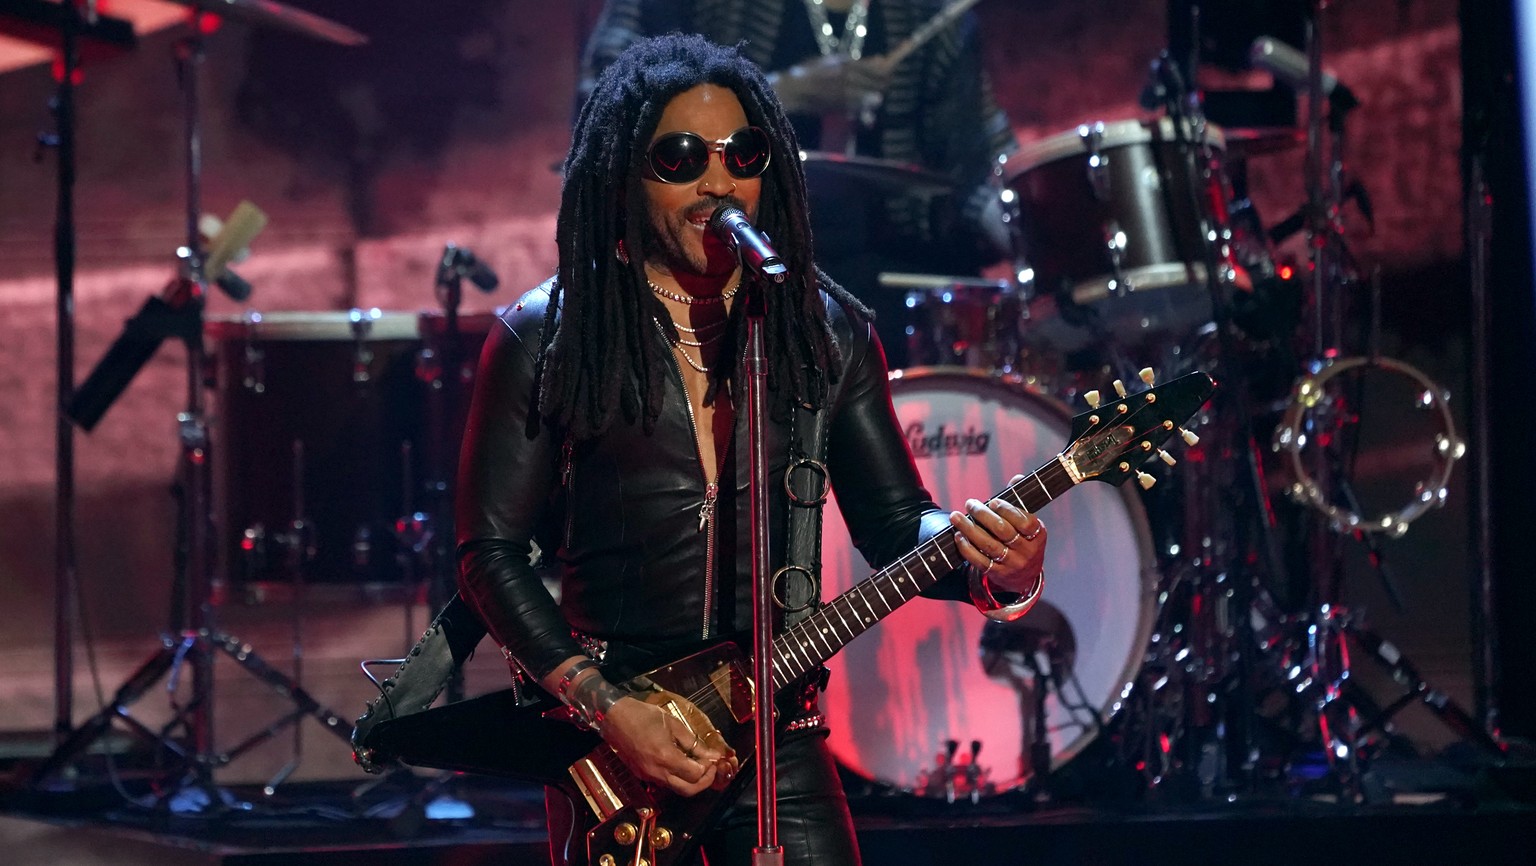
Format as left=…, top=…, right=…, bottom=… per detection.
left=4, top=772, right=1534, bottom=866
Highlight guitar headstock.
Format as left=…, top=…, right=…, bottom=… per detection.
left=1063, top=369, right=1216, bottom=488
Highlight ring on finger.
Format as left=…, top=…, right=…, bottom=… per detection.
left=1023, top=521, right=1044, bottom=542
left=1002, top=531, right=1023, bottom=548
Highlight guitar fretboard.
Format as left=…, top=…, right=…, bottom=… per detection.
left=771, top=455, right=1077, bottom=690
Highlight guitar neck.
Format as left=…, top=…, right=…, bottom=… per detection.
left=771, top=455, right=1077, bottom=690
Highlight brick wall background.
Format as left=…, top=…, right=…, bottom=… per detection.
left=0, top=0, right=1473, bottom=782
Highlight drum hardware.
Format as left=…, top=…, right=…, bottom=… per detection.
left=34, top=7, right=364, bottom=804
left=422, top=243, right=502, bottom=702
left=391, top=439, right=436, bottom=651
left=349, top=306, right=383, bottom=383
left=238, top=310, right=267, bottom=392
left=913, top=739, right=991, bottom=804
left=1090, top=47, right=1291, bottom=799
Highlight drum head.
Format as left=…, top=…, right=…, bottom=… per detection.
left=820, top=369, right=1156, bottom=795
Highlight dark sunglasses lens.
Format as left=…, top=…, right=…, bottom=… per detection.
left=648, top=133, right=709, bottom=183
left=723, top=127, right=772, bottom=178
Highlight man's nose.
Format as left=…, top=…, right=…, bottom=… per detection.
left=696, top=156, right=737, bottom=197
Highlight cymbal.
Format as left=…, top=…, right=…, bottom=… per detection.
left=800, top=151, right=955, bottom=195
left=0, top=0, right=184, bottom=76
left=165, top=0, right=367, bottom=46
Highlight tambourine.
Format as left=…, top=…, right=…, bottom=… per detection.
left=1272, top=355, right=1464, bottom=537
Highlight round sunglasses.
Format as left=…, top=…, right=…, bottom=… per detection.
left=644, top=125, right=773, bottom=184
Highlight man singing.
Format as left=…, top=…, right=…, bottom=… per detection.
left=455, top=34, right=1045, bottom=866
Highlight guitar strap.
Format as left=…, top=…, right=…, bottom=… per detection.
left=782, top=388, right=831, bottom=629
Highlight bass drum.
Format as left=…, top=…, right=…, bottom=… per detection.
left=820, top=368, right=1157, bottom=796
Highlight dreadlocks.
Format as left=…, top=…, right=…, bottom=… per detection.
left=537, top=33, right=871, bottom=442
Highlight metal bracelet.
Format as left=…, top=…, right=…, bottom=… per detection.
left=555, top=658, right=600, bottom=701
left=968, top=564, right=1045, bottom=623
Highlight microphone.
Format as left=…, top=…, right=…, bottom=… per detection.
left=1249, top=36, right=1359, bottom=111
left=708, top=205, right=787, bottom=282
left=437, top=243, right=500, bottom=292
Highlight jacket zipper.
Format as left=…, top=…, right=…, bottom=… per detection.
left=560, top=437, right=576, bottom=547
left=656, top=322, right=718, bottom=640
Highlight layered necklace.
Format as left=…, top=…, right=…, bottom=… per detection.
left=802, top=0, right=872, bottom=60
left=649, top=278, right=736, bottom=374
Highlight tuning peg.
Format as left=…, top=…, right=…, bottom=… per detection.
left=1084, top=390, right=1101, bottom=409
left=1139, top=367, right=1156, bottom=386
left=1157, top=448, right=1177, bottom=466
left=1179, top=426, right=1200, bottom=446
left=1113, top=379, right=1127, bottom=398
left=1136, top=470, right=1157, bottom=490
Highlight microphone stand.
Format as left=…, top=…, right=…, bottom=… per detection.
left=744, top=276, right=781, bottom=866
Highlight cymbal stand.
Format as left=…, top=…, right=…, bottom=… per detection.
left=1119, top=25, right=1288, bottom=796
left=35, top=18, right=352, bottom=806
left=47, top=0, right=83, bottom=750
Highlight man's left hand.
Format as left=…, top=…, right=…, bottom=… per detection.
left=948, top=474, right=1046, bottom=595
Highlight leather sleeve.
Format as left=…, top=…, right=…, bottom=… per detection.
left=824, top=313, right=968, bottom=601
left=455, top=297, right=584, bottom=680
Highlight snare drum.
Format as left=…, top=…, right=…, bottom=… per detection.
left=1005, top=118, right=1249, bottom=349
left=207, top=310, right=497, bottom=586
left=819, top=369, right=1157, bottom=795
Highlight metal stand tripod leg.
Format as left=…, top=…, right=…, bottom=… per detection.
left=34, top=20, right=356, bottom=803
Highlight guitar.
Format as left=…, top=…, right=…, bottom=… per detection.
left=355, top=370, right=1215, bottom=866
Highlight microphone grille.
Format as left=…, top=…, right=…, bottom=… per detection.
left=709, top=204, right=744, bottom=229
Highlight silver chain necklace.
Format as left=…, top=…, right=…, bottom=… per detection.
left=654, top=317, right=713, bottom=373
left=803, top=0, right=871, bottom=60
left=674, top=317, right=727, bottom=335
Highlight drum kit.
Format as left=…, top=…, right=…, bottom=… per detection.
left=814, top=44, right=1487, bottom=805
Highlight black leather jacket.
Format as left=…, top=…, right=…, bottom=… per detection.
left=455, top=281, right=966, bottom=680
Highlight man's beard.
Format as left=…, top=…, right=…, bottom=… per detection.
left=641, top=196, right=753, bottom=277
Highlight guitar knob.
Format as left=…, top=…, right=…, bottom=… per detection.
left=614, top=822, right=638, bottom=846
left=1139, top=367, right=1156, bottom=386
left=599, top=856, right=617, bottom=866
left=1083, top=390, right=1101, bottom=409
left=1113, top=379, right=1127, bottom=398
left=653, top=826, right=674, bottom=849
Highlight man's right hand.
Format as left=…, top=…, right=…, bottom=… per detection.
left=601, top=693, right=738, bottom=797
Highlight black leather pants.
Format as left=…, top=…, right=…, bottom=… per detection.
left=544, top=727, right=861, bottom=866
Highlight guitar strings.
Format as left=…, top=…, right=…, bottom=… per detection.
left=658, top=458, right=1087, bottom=720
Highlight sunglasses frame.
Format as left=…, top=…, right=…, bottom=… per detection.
left=644, top=125, right=773, bottom=185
